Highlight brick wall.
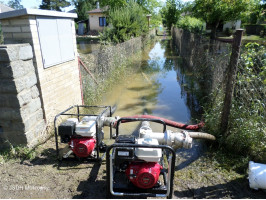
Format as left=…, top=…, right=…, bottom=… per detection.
left=1, top=15, right=82, bottom=122
left=0, top=44, right=46, bottom=148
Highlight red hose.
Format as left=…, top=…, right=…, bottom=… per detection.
left=118, top=115, right=204, bottom=130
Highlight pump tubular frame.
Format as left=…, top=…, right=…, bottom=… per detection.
left=106, top=143, right=176, bottom=198
left=54, top=105, right=113, bottom=161
left=107, top=117, right=176, bottom=198
left=115, top=117, right=167, bottom=138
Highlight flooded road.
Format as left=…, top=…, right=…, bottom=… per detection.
left=78, top=38, right=266, bottom=198
left=100, top=39, right=198, bottom=128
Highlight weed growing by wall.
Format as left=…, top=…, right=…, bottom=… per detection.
left=172, top=27, right=265, bottom=162
left=204, top=43, right=266, bottom=162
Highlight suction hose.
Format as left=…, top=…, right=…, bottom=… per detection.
left=188, top=132, right=216, bottom=141
left=117, top=115, right=205, bottom=130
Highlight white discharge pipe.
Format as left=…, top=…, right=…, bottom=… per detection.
left=138, top=125, right=193, bottom=150
left=138, top=122, right=215, bottom=150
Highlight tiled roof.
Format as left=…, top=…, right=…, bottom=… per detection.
left=88, top=6, right=108, bottom=14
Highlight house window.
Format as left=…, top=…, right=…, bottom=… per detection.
left=99, top=17, right=107, bottom=27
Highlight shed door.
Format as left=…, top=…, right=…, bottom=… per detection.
left=37, top=17, right=75, bottom=69
left=37, top=17, right=61, bottom=68
left=57, top=19, right=75, bottom=63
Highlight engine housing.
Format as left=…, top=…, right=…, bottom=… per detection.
left=125, top=162, right=162, bottom=189
left=70, top=137, right=96, bottom=158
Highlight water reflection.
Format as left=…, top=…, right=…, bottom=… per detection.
left=99, top=39, right=204, bottom=131
left=77, top=40, right=100, bottom=54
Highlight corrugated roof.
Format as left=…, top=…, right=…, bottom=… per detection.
left=0, top=3, right=14, bottom=13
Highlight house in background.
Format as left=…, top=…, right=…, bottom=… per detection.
left=222, top=20, right=241, bottom=32
left=87, top=4, right=108, bottom=34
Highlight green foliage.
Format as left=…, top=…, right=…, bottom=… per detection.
left=0, top=145, right=36, bottom=163
left=101, top=0, right=161, bottom=11
left=100, top=0, right=127, bottom=9
left=244, top=1, right=265, bottom=24
left=137, top=0, right=163, bottom=28
left=136, top=0, right=162, bottom=13
left=73, top=0, right=97, bottom=22
left=224, top=27, right=233, bottom=36
left=39, top=0, right=70, bottom=11
left=177, top=16, right=205, bottom=33
left=191, top=0, right=259, bottom=38
left=100, top=0, right=148, bottom=44
left=160, top=0, right=182, bottom=30
left=8, top=0, right=23, bottom=9
left=204, top=43, right=266, bottom=162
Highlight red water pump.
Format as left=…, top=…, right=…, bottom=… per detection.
left=57, top=113, right=106, bottom=159
left=125, top=162, right=162, bottom=189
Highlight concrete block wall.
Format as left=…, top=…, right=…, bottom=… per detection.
left=0, top=44, right=46, bottom=147
left=0, top=9, right=82, bottom=147
left=1, top=12, right=82, bottom=122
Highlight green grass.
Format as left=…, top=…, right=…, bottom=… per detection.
left=243, top=35, right=265, bottom=41
left=218, top=35, right=265, bottom=41
left=0, top=145, right=36, bottom=163
left=76, top=36, right=100, bottom=43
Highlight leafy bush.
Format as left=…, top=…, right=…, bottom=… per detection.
left=176, top=16, right=205, bottom=33
left=100, top=0, right=148, bottom=44
left=224, top=28, right=233, bottom=36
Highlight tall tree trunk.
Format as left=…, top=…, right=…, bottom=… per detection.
left=210, top=21, right=219, bottom=40
left=209, top=21, right=220, bottom=53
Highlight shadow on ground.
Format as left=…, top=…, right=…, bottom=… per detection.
left=174, top=177, right=266, bottom=199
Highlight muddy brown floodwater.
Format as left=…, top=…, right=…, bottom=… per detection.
left=0, top=39, right=265, bottom=199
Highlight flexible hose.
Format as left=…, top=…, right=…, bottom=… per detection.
left=188, top=132, right=216, bottom=141
left=119, top=115, right=205, bottom=130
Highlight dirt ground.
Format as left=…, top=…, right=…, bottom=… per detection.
left=0, top=137, right=265, bottom=199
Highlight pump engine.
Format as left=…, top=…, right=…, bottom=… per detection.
left=113, top=135, right=164, bottom=189
left=55, top=105, right=115, bottom=160
left=57, top=116, right=101, bottom=158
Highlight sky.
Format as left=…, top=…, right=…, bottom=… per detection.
left=1, top=0, right=193, bottom=12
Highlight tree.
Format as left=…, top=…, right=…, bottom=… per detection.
left=247, top=0, right=266, bottom=24
left=39, top=0, right=70, bottom=11
left=191, top=0, right=258, bottom=39
left=8, top=0, right=23, bottom=9
left=100, top=0, right=127, bottom=9
left=100, top=0, right=148, bottom=43
left=136, top=0, right=161, bottom=13
left=136, top=0, right=163, bottom=27
left=160, top=0, right=182, bottom=30
left=73, top=0, right=97, bottom=22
